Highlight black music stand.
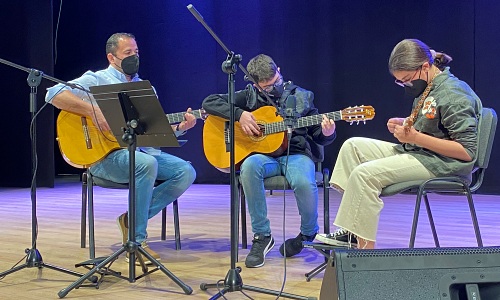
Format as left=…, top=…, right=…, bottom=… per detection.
left=58, top=81, right=193, bottom=298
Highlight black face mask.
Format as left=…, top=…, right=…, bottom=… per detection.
left=268, top=82, right=285, bottom=98
left=119, top=55, right=139, bottom=76
left=404, top=79, right=427, bottom=99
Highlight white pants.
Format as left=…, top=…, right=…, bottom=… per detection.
left=330, top=137, right=435, bottom=242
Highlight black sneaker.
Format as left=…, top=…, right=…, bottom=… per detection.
left=279, top=233, right=316, bottom=257
left=315, top=228, right=358, bottom=248
left=245, top=234, right=275, bottom=268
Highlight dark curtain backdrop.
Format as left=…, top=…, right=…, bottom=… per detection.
left=1, top=1, right=498, bottom=194
left=0, top=2, right=54, bottom=187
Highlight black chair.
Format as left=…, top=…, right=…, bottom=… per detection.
left=380, top=107, right=497, bottom=248
left=238, top=143, right=331, bottom=249
left=239, top=169, right=330, bottom=250
left=80, top=169, right=181, bottom=259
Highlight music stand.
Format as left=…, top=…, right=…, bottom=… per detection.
left=58, top=81, right=193, bottom=298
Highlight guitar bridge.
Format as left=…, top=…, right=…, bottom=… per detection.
left=81, top=117, right=93, bottom=149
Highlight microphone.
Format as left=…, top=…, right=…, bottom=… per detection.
left=284, top=95, right=298, bottom=135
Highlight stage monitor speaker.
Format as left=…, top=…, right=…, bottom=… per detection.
left=320, top=246, right=500, bottom=300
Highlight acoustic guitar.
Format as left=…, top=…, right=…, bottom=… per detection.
left=56, top=109, right=207, bottom=168
left=203, top=105, right=375, bottom=172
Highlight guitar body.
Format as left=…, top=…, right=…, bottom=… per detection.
left=56, top=108, right=207, bottom=169
left=56, top=111, right=120, bottom=168
left=203, top=106, right=287, bottom=172
left=203, top=104, right=375, bottom=172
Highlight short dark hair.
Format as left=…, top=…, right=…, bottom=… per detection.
left=247, top=54, right=278, bottom=82
left=105, top=32, right=135, bottom=55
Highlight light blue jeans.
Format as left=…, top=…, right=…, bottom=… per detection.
left=239, top=153, right=319, bottom=237
left=89, top=149, right=196, bottom=243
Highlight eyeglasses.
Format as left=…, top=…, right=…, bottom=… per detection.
left=261, top=72, right=283, bottom=92
left=394, top=67, right=422, bottom=87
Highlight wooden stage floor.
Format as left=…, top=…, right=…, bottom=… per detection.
left=0, top=176, right=498, bottom=299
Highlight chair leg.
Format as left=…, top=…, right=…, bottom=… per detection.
left=161, top=207, right=167, bottom=241
left=160, top=201, right=181, bottom=250
left=423, top=194, right=440, bottom=247
left=322, top=168, right=330, bottom=262
left=81, top=171, right=88, bottom=249
left=88, top=173, right=96, bottom=259
left=240, top=183, right=248, bottom=249
left=323, top=168, right=330, bottom=234
left=465, top=191, right=483, bottom=247
left=173, top=199, right=181, bottom=250
left=409, top=188, right=425, bottom=248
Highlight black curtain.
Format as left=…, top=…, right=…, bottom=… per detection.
left=0, top=2, right=54, bottom=187
left=2, top=0, right=498, bottom=194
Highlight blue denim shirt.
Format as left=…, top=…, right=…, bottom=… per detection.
left=45, top=65, right=140, bottom=104
left=45, top=65, right=183, bottom=155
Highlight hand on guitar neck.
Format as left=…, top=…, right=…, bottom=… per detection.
left=176, top=108, right=198, bottom=132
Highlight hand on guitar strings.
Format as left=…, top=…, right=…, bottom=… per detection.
left=386, top=117, right=405, bottom=133
left=393, top=124, right=419, bottom=144
left=239, top=111, right=261, bottom=136
left=90, top=106, right=111, bottom=132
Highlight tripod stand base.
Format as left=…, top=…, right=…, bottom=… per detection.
left=200, top=267, right=317, bottom=300
left=305, top=262, right=327, bottom=282
left=58, top=243, right=193, bottom=298
left=303, top=241, right=347, bottom=281
left=0, top=248, right=97, bottom=283
left=74, top=256, right=122, bottom=289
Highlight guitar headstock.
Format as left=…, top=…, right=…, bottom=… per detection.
left=341, top=105, right=375, bottom=124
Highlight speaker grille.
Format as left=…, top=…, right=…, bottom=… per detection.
left=331, top=247, right=500, bottom=300
left=344, top=246, right=500, bottom=258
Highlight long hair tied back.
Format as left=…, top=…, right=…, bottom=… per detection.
left=431, top=49, right=453, bottom=71
left=389, top=39, right=453, bottom=73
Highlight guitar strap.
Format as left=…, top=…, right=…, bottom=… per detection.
left=278, top=81, right=298, bottom=105
left=265, top=81, right=298, bottom=115
left=246, top=81, right=298, bottom=115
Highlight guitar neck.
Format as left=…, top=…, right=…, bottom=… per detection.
left=265, top=111, right=343, bottom=135
left=166, top=109, right=204, bottom=124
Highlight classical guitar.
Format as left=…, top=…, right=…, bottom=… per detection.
left=56, top=109, right=207, bottom=168
left=203, top=105, right=375, bottom=172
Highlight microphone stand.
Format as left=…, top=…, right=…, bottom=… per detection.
left=0, top=57, right=95, bottom=283
left=188, top=5, right=313, bottom=300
